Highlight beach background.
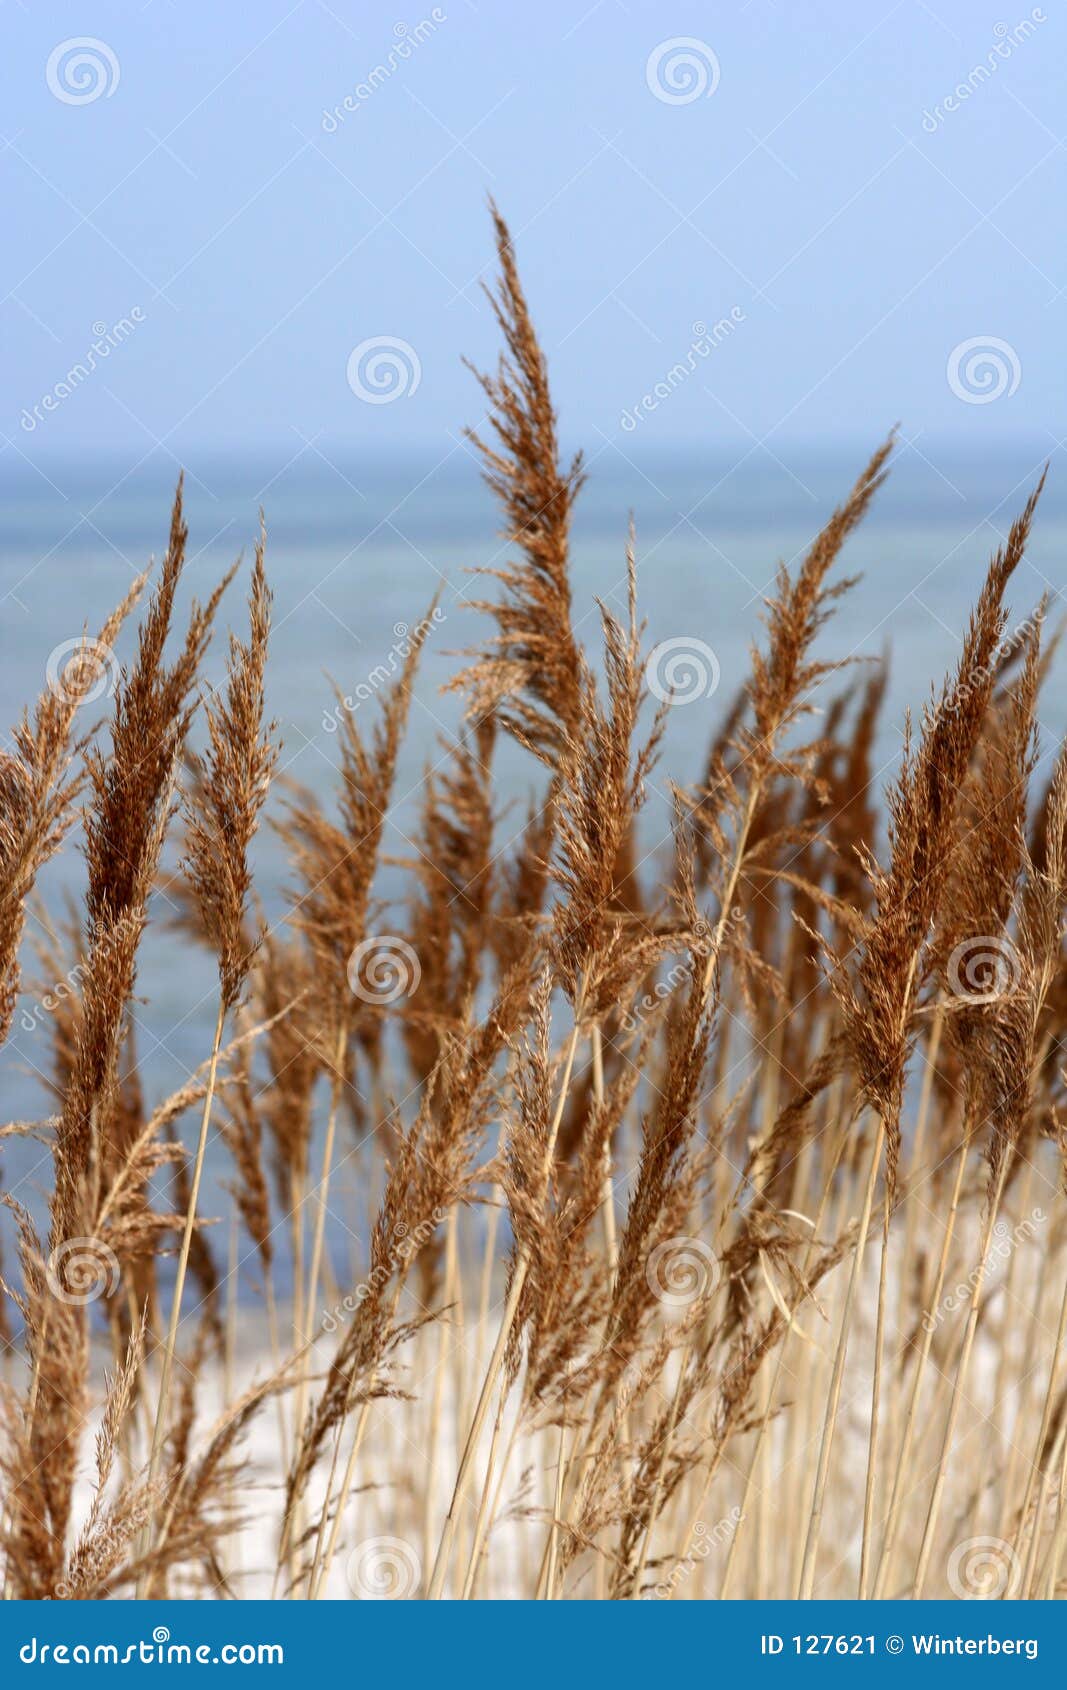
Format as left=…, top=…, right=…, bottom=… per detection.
left=3, top=445, right=1066, bottom=1300
left=3, top=0, right=1066, bottom=1300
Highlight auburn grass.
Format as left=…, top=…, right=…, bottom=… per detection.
left=2, top=205, right=1066, bottom=1601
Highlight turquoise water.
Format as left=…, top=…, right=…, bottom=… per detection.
left=2, top=444, right=1065, bottom=1292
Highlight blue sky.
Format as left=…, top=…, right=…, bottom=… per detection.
left=1, top=0, right=1064, bottom=465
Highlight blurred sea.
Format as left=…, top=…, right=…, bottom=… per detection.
left=2, top=442, right=1065, bottom=1293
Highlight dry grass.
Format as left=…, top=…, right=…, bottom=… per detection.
left=2, top=208, right=1066, bottom=1602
